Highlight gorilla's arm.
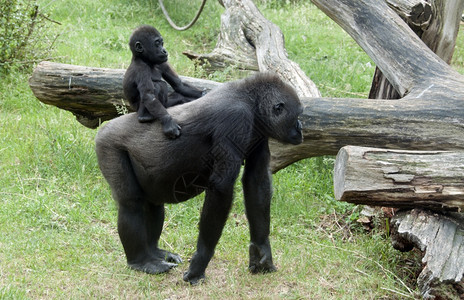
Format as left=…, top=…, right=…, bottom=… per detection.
left=138, top=77, right=181, bottom=138
left=242, top=141, right=277, bottom=274
left=160, top=62, right=204, bottom=98
left=183, top=143, right=243, bottom=284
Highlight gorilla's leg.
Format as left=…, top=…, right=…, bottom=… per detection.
left=242, top=141, right=277, bottom=274
left=108, top=152, right=176, bottom=274
left=144, top=202, right=182, bottom=264
left=137, top=104, right=155, bottom=123
left=166, top=92, right=194, bottom=107
left=183, top=161, right=241, bottom=284
left=118, top=202, right=177, bottom=275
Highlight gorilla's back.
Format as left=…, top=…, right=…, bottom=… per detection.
left=95, top=112, right=214, bottom=203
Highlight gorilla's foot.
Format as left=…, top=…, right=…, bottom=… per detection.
left=183, top=270, right=206, bottom=285
left=165, top=251, right=183, bottom=264
left=248, top=243, right=277, bottom=274
left=129, top=260, right=177, bottom=275
left=138, top=115, right=155, bottom=123
left=153, top=248, right=183, bottom=264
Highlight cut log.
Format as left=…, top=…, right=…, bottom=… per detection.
left=391, top=209, right=464, bottom=299
left=333, top=146, right=464, bottom=211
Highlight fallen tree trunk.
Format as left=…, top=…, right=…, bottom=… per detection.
left=28, top=61, right=220, bottom=128
left=29, top=61, right=464, bottom=171
left=333, top=146, right=464, bottom=211
left=269, top=94, right=464, bottom=170
left=391, top=209, right=464, bottom=299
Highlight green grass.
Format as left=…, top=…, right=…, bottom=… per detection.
left=2, top=0, right=462, bottom=298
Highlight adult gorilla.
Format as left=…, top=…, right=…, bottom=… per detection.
left=95, top=73, right=303, bottom=284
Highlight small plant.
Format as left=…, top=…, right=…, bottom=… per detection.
left=113, top=99, right=130, bottom=115
left=0, top=0, right=58, bottom=73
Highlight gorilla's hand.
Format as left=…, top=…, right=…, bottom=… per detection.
left=161, top=116, right=181, bottom=139
left=183, top=270, right=205, bottom=285
left=182, top=250, right=209, bottom=285
left=248, top=242, right=277, bottom=274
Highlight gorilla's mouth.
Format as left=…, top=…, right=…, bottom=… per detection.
left=288, top=133, right=303, bottom=145
left=288, top=120, right=303, bottom=145
left=160, top=55, right=168, bottom=63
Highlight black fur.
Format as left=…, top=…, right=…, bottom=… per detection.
left=123, top=25, right=203, bottom=139
left=96, top=73, right=303, bottom=284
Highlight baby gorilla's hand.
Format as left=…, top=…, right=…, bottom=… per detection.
left=162, top=116, right=181, bottom=139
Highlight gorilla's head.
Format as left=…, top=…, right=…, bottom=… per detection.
left=129, top=25, right=168, bottom=65
left=249, top=73, right=303, bottom=145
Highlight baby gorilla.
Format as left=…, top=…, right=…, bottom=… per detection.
left=96, top=73, right=303, bottom=284
left=123, top=25, right=204, bottom=139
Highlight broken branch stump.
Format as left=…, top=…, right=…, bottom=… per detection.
left=183, top=0, right=321, bottom=98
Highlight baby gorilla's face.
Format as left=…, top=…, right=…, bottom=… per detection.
left=147, top=35, right=168, bottom=64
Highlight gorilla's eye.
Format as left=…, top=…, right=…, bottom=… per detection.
left=154, top=38, right=163, bottom=47
left=273, top=103, right=285, bottom=115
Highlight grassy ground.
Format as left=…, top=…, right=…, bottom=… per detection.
left=1, top=0, right=463, bottom=298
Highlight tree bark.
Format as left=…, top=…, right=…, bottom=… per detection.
left=391, top=209, right=464, bottom=299
left=333, top=146, right=464, bottom=211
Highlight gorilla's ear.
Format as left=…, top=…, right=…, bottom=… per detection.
left=135, top=41, right=144, bottom=53
left=273, top=102, right=285, bottom=115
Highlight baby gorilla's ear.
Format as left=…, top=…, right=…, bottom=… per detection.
left=273, top=102, right=285, bottom=115
left=135, top=41, right=144, bottom=53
